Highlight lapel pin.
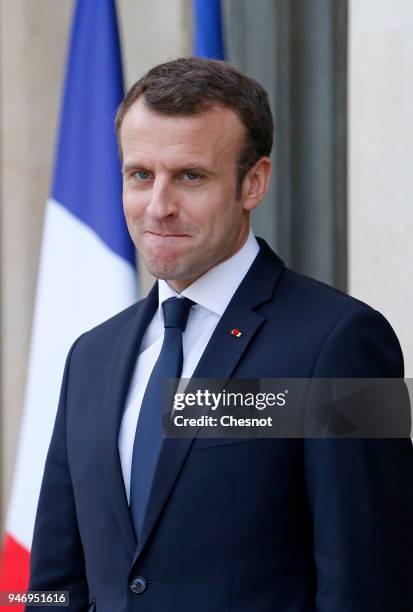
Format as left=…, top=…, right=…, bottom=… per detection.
left=230, top=328, right=242, bottom=338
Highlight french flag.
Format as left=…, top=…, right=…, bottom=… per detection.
left=0, top=0, right=138, bottom=601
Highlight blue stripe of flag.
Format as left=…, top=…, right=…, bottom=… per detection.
left=52, top=0, right=135, bottom=265
left=193, top=0, right=225, bottom=59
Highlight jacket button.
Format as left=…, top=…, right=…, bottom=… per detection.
left=130, top=576, right=147, bottom=594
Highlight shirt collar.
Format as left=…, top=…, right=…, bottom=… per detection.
left=157, top=229, right=260, bottom=317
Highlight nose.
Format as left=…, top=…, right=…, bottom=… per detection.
left=146, top=176, right=178, bottom=220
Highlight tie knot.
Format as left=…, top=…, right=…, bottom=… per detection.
left=162, top=297, right=194, bottom=331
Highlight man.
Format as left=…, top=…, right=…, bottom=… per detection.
left=28, top=58, right=413, bottom=611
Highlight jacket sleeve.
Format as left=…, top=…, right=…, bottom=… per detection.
left=26, top=338, right=89, bottom=612
left=305, top=306, right=413, bottom=612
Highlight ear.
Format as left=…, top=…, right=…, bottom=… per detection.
left=241, top=157, right=272, bottom=212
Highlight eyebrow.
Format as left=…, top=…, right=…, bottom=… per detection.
left=122, top=162, right=215, bottom=176
left=122, top=164, right=147, bottom=174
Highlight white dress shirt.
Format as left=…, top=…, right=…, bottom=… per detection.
left=118, top=230, right=260, bottom=502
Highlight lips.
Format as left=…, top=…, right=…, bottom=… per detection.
left=145, top=231, right=190, bottom=238
left=143, top=231, right=192, bottom=248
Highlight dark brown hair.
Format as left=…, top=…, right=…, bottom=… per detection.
left=115, top=57, right=274, bottom=198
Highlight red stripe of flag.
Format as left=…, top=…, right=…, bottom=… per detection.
left=0, top=533, right=30, bottom=611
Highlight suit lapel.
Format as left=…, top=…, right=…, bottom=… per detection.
left=99, top=283, right=158, bottom=559
left=133, top=240, right=285, bottom=562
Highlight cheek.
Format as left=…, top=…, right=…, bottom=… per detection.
left=123, top=190, right=145, bottom=220
left=211, top=195, right=242, bottom=228
left=189, top=188, right=229, bottom=224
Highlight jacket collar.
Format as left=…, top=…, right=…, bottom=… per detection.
left=99, top=282, right=158, bottom=558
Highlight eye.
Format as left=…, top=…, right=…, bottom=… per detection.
left=133, top=170, right=151, bottom=180
left=184, top=171, right=200, bottom=181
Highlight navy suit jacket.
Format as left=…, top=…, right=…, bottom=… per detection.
left=28, top=239, right=413, bottom=611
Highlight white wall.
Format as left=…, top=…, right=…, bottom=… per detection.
left=0, top=0, right=73, bottom=530
left=349, top=0, right=413, bottom=375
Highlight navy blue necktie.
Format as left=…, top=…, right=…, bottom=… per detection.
left=130, top=297, right=194, bottom=539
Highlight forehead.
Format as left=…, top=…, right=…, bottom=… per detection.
left=119, top=98, right=245, bottom=166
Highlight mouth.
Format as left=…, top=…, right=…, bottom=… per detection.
left=145, top=231, right=190, bottom=239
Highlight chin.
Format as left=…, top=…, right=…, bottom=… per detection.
left=142, top=244, right=190, bottom=273
left=146, top=258, right=186, bottom=281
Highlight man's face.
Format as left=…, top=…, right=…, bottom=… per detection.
left=120, top=98, right=252, bottom=291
